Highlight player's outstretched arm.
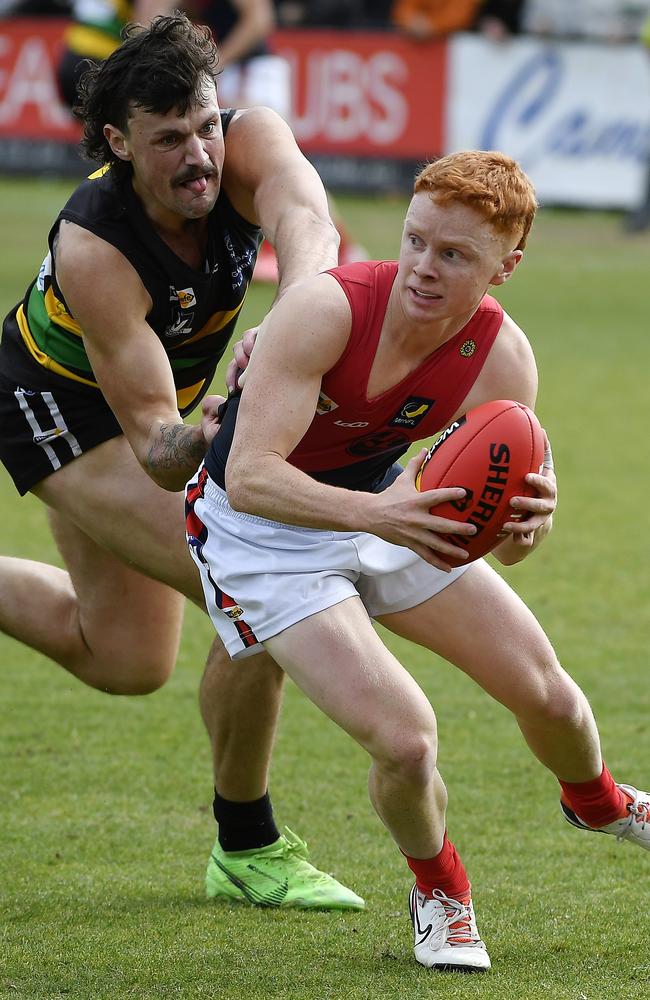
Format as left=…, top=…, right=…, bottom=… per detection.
left=223, top=108, right=339, bottom=296
left=56, top=223, right=220, bottom=491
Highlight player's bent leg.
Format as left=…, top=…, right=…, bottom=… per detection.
left=265, top=598, right=490, bottom=961
left=33, top=436, right=204, bottom=603
left=1, top=510, right=186, bottom=695
left=0, top=436, right=200, bottom=692
left=377, top=559, right=603, bottom=783
left=265, top=597, right=447, bottom=861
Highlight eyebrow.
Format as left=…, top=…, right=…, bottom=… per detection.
left=149, top=110, right=220, bottom=139
left=405, top=222, right=478, bottom=250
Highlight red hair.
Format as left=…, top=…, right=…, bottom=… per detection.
left=414, top=151, right=537, bottom=250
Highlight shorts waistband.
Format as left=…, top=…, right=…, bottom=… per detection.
left=202, top=473, right=327, bottom=535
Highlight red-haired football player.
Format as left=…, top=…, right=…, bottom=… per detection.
left=188, top=150, right=650, bottom=971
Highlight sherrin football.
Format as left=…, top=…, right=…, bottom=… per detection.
left=416, top=400, right=545, bottom=567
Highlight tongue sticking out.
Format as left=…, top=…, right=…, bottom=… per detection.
left=184, top=176, right=208, bottom=194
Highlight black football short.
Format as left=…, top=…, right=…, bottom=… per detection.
left=0, top=366, right=122, bottom=496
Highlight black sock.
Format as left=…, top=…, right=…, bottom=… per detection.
left=213, top=790, right=281, bottom=852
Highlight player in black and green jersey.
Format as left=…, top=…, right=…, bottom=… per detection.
left=57, top=0, right=165, bottom=108
left=0, top=13, right=363, bottom=911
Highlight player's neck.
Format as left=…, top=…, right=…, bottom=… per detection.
left=132, top=179, right=210, bottom=268
left=386, top=290, right=479, bottom=357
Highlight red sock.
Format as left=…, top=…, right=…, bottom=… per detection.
left=404, top=833, right=470, bottom=900
left=559, top=762, right=627, bottom=828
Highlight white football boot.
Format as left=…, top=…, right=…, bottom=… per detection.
left=408, top=885, right=491, bottom=971
left=561, top=783, right=650, bottom=850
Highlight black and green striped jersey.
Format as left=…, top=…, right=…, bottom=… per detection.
left=64, top=0, right=133, bottom=59
left=1, top=112, right=262, bottom=417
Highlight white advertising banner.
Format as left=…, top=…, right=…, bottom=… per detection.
left=447, top=34, right=650, bottom=208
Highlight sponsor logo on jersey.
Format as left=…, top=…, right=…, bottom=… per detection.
left=334, top=420, right=369, bottom=428
left=316, top=391, right=339, bottom=415
left=460, top=338, right=477, bottom=357
left=224, top=230, right=256, bottom=290
left=347, top=429, right=408, bottom=457
left=33, top=427, right=64, bottom=444
left=390, top=397, right=435, bottom=428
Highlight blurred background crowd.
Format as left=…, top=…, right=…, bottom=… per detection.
left=0, top=0, right=649, bottom=232
left=2, top=0, right=650, bottom=42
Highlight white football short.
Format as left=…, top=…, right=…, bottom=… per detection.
left=186, top=468, right=471, bottom=660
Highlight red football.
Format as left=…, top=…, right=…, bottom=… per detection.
left=416, top=400, right=545, bottom=567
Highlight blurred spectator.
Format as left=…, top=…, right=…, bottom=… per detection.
left=274, top=0, right=375, bottom=28
left=523, top=0, right=650, bottom=42
left=0, top=0, right=70, bottom=13
left=194, top=0, right=292, bottom=119
left=476, top=0, right=525, bottom=40
left=624, top=12, right=650, bottom=232
left=197, top=0, right=368, bottom=276
left=57, top=1, right=166, bottom=109
left=391, top=0, right=481, bottom=39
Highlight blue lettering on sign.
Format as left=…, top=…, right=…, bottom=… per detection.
left=479, top=48, right=650, bottom=166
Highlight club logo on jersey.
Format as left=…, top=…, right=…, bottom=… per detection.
left=316, top=391, right=339, bottom=415
left=390, top=397, right=435, bottom=429
left=223, top=605, right=244, bottom=620
left=460, top=339, right=477, bottom=357
left=163, top=313, right=194, bottom=339
left=169, top=286, right=197, bottom=310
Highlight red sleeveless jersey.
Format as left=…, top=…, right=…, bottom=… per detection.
left=287, top=260, right=503, bottom=490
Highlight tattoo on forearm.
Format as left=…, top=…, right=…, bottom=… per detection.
left=147, top=423, right=205, bottom=476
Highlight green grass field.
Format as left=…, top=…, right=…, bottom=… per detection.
left=1, top=177, right=650, bottom=1000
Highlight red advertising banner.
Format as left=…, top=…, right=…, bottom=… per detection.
left=272, top=29, right=447, bottom=160
left=0, top=18, right=79, bottom=142
left=0, top=20, right=446, bottom=159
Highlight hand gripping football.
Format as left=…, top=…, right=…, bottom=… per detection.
left=416, top=400, right=545, bottom=566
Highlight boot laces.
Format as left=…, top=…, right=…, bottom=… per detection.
left=617, top=795, right=650, bottom=842
left=266, top=827, right=309, bottom=862
left=431, top=889, right=479, bottom=946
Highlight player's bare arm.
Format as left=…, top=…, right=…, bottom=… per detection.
left=56, top=222, right=223, bottom=491
left=459, top=312, right=556, bottom=563
left=222, top=108, right=339, bottom=295
left=226, top=276, right=477, bottom=568
left=214, top=0, right=275, bottom=67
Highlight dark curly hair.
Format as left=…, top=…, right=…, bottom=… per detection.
left=75, top=12, right=219, bottom=176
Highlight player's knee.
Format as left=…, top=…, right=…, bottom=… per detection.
left=83, top=654, right=175, bottom=696
left=522, top=663, right=587, bottom=728
left=377, top=725, right=439, bottom=788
